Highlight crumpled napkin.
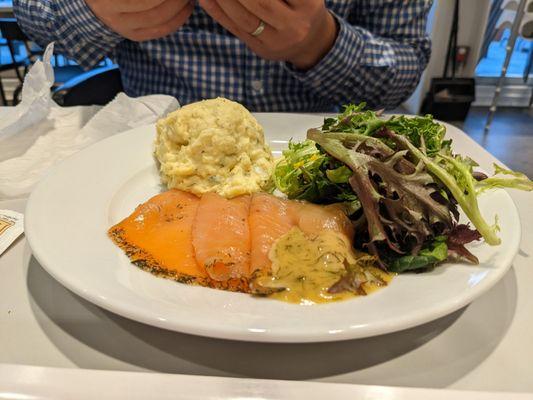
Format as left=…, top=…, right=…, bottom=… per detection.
left=0, top=43, right=179, bottom=199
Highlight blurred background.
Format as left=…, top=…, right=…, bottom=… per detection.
left=405, top=0, right=533, bottom=176
left=0, top=0, right=531, bottom=175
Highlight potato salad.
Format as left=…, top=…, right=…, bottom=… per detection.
left=154, top=97, right=274, bottom=198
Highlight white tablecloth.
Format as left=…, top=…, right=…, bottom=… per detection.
left=1, top=113, right=532, bottom=393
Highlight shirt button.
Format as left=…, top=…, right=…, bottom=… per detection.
left=251, top=79, right=263, bottom=92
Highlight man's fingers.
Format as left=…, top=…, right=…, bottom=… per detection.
left=214, top=0, right=262, bottom=35
left=130, top=2, right=194, bottom=41
left=200, top=0, right=277, bottom=45
left=199, top=0, right=245, bottom=37
left=108, top=0, right=168, bottom=13
left=121, top=0, right=192, bottom=30
left=235, top=0, right=292, bottom=30
left=280, top=0, right=306, bottom=8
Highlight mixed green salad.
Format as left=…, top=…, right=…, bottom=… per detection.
left=273, top=104, right=533, bottom=273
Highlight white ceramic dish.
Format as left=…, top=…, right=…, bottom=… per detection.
left=24, top=113, right=521, bottom=343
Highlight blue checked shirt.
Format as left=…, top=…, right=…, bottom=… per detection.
left=14, top=0, right=432, bottom=112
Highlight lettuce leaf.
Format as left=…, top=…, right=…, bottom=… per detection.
left=326, top=166, right=352, bottom=183
left=272, top=140, right=331, bottom=200
left=308, top=129, right=456, bottom=266
left=477, top=164, right=533, bottom=193
left=272, top=139, right=360, bottom=210
left=274, top=103, right=532, bottom=272
left=388, top=237, right=448, bottom=273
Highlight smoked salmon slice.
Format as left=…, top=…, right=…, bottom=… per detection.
left=108, top=190, right=206, bottom=282
left=249, top=193, right=295, bottom=274
left=291, top=202, right=354, bottom=239
left=192, top=193, right=251, bottom=281
left=108, top=190, right=354, bottom=294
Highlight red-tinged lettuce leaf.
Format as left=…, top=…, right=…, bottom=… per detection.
left=374, top=127, right=507, bottom=246
left=328, top=266, right=369, bottom=295
left=308, top=129, right=456, bottom=268
left=446, top=224, right=482, bottom=264
left=388, top=225, right=482, bottom=273
left=328, top=258, right=386, bottom=295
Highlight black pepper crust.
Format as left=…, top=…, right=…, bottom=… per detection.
left=108, top=227, right=250, bottom=293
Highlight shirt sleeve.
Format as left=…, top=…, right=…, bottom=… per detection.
left=13, top=0, right=123, bottom=69
left=284, top=0, right=432, bottom=110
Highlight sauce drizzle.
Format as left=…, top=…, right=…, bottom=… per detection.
left=254, top=228, right=392, bottom=304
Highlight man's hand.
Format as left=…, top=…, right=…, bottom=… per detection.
left=85, top=0, right=194, bottom=42
left=198, top=0, right=338, bottom=70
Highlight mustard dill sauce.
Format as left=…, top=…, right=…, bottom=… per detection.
left=255, top=228, right=392, bottom=304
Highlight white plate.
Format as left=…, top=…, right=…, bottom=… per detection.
left=25, top=113, right=521, bottom=343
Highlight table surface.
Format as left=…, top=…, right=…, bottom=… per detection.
left=1, top=112, right=532, bottom=393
